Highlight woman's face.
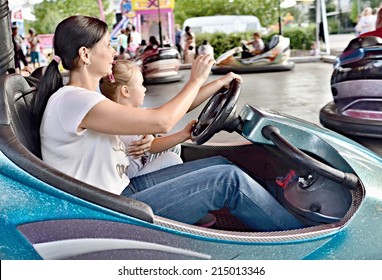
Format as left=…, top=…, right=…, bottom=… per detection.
left=88, top=32, right=117, bottom=77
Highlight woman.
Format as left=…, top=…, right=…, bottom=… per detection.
left=32, top=15, right=303, bottom=231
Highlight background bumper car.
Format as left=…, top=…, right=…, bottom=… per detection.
left=211, top=35, right=295, bottom=74
left=136, top=47, right=183, bottom=84
left=320, top=36, right=382, bottom=138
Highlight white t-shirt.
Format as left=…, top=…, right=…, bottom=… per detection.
left=40, top=86, right=130, bottom=195
left=120, top=135, right=145, bottom=178
left=130, top=31, right=142, bottom=46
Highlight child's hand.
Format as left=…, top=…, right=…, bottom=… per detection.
left=180, top=120, right=198, bottom=141
left=127, top=135, right=155, bottom=158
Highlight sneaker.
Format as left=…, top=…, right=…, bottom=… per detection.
left=194, top=213, right=216, bottom=228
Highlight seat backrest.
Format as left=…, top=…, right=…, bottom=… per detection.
left=0, top=74, right=39, bottom=156
left=0, top=73, right=154, bottom=223
left=263, top=35, right=280, bottom=53
left=344, top=36, right=382, bottom=52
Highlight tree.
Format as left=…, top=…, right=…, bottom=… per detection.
left=174, top=0, right=280, bottom=27
left=29, top=0, right=114, bottom=34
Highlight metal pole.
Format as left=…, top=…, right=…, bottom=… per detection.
left=97, top=0, right=105, bottom=21
left=316, top=0, right=321, bottom=53
left=157, top=0, right=163, bottom=47
left=321, top=0, right=330, bottom=54
left=278, top=0, right=282, bottom=35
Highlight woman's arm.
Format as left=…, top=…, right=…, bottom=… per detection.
left=188, top=72, right=242, bottom=112
left=82, top=55, right=215, bottom=136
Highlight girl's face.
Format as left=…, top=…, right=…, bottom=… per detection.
left=123, top=69, right=146, bottom=108
left=88, top=32, right=117, bottom=77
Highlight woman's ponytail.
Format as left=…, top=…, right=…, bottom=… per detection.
left=31, top=59, right=63, bottom=158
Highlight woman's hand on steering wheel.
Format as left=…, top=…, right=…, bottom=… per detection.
left=220, top=72, right=243, bottom=86
left=189, top=54, right=215, bottom=85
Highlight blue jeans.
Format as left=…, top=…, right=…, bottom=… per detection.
left=122, top=156, right=303, bottom=231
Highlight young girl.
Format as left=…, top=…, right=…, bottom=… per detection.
left=32, top=15, right=303, bottom=231
left=99, top=59, right=193, bottom=178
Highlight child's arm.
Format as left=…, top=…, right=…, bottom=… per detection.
left=149, top=120, right=197, bottom=154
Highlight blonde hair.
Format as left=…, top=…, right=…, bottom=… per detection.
left=99, top=60, right=141, bottom=102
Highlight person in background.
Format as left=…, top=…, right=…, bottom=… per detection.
left=359, top=7, right=382, bottom=38
left=130, top=25, right=141, bottom=49
left=181, top=26, right=195, bottom=61
left=183, top=29, right=195, bottom=63
left=241, top=32, right=265, bottom=58
left=197, top=40, right=214, bottom=58
left=136, top=39, right=147, bottom=56
left=117, top=28, right=128, bottom=53
left=356, top=7, right=376, bottom=35
left=116, top=46, right=130, bottom=60
left=27, top=28, right=41, bottom=69
left=163, top=34, right=172, bottom=47
left=247, top=32, right=265, bottom=54
left=184, top=45, right=195, bottom=64
left=175, top=23, right=182, bottom=55
left=12, top=25, right=28, bottom=71
left=144, top=36, right=159, bottom=52
left=310, top=42, right=320, bottom=56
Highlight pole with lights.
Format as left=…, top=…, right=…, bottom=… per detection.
left=157, top=0, right=163, bottom=47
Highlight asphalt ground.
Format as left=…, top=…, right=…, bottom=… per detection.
left=144, top=61, right=334, bottom=141
left=143, top=33, right=382, bottom=156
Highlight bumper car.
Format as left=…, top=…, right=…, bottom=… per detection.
left=2, top=72, right=382, bottom=260
left=211, top=35, right=295, bottom=74
left=135, top=47, right=183, bottom=84
left=320, top=36, right=382, bottom=138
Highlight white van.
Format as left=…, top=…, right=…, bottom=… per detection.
left=182, top=15, right=264, bottom=34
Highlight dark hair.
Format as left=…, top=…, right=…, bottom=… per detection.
left=31, top=15, right=108, bottom=157
left=149, top=35, right=159, bottom=46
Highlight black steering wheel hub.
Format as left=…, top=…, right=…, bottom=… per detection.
left=191, top=79, right=242, bottom=144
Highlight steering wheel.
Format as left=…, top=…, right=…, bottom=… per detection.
left=191, top=79, right=242, bottom=145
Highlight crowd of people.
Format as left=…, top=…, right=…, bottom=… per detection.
left=12, top=19, right=215, bottom=73
left=11, top=25, right=42, bottom=73
left=113, top=22, right=214, bottom=64
left=116, top=24, right=142, bottom=59
left=359, top=6, right=382, bottom=38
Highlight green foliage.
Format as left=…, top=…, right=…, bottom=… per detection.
left=282, top=27, right=315, bottom=50
left=29, top=0, right=114, bottom=34
left=174, top=0, right=279, bottom=27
